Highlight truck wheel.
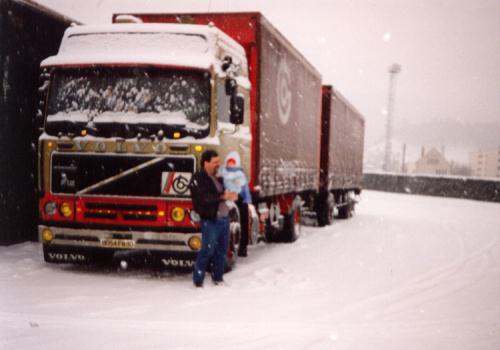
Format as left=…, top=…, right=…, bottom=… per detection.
left=265, top=217, right=278, bottom=243
left=248, top=204, right=260, bottom=245
left=338, top=193, right=354, bottom=219
left=265, top=203, right=281, bottom=243
left=225, top=207, right=241, bottom=272
left=225, top=224, right=240, bottom=272
left=317, top=193, right=335, bottom=227
left=281, top=207, right=301, bottom=242
left=337, top=205, right=349, bottom=219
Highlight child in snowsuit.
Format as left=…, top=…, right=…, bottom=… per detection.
left=219, top=151, right=252, bottom=206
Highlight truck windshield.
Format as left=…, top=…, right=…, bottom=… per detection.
left=46, top=67, right=211, bottom=139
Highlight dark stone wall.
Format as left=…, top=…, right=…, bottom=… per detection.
left=0, top=0, right=73, bottom=245
left=363, top=173, right=500, bottom=203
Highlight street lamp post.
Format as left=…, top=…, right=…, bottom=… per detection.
left=383, top=63, right=402, bottom=172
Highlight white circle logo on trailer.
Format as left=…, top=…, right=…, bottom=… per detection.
left=277, top=58, right=292, bottom=125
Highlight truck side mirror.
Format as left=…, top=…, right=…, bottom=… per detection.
left=225, top=78, right=237, bottom=96
left=229, top=94, right=244, bottom=125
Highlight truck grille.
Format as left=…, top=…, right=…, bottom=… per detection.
left=51, top=153, right=195, bottom=197
left=85, top=203, right=158, bottom=211
left=83, top=202, right=159, bottom=222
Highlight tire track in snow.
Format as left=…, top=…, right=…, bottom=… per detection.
left=2, top=311, right=499, bottom=350
left=322, top=236, right=500, bottom=322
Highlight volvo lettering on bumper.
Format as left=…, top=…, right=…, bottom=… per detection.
left=47, top=252, right=87, bottom=263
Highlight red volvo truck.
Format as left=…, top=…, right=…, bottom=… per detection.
left=37, top=12, right=362, bottom=269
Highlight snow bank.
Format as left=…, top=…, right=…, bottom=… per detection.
left=364, top=172, right=500, bottom=202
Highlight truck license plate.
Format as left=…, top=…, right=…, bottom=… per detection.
left=101, top=239, right=135, bottom=249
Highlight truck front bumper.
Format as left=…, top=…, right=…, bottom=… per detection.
left=39, top=225, right=200, bottom=268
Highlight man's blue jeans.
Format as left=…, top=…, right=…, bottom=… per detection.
left=193, top=217, right=229, bottom=286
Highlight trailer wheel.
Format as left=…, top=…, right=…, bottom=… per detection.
left=281, top=206, right=301, bottom=242
left=317, top=192, right=335, bottom=227
left=338, top=193, right=354, bottom=219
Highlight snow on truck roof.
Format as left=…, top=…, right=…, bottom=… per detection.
left=41, top=23, right=247, bottom=71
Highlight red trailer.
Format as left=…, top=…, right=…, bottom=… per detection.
left=317, top=85, right=365, bottom=226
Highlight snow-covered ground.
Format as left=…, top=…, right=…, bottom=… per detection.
left=1, top=190, right=499, bottom=349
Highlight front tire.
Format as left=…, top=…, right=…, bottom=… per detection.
left=225, top=207, right=241, bottom=272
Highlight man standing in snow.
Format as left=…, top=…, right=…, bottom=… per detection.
left=189, top=150, right=237, bottom=287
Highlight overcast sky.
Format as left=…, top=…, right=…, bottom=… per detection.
left=36, top=0, right=500, bottom=149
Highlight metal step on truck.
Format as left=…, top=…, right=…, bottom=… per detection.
left=37, top=12, right=364, bottom=270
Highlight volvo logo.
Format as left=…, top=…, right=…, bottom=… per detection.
left=161, top=257, right=195, bottom=268
left=48, top=252, right=86, bottom=262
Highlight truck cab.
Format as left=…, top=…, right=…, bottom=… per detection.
left=37, top=21, right=252, bottom=268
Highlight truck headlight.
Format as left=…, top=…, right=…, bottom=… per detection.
left=188, top=236, right=202, bottom=251
left=171, top=207, right=185, bottom=222
left=44, top=202, right=57, bottom=216
left=41, top=228, right=54, bottom=243
left=59, top=202, right=73, bottom=217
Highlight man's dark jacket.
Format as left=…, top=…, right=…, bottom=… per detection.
left=189, top=170, right=224, bottom=221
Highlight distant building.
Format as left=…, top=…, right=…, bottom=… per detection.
left=469, top=148, right=500, bottom=178
left=414, top=147, right=450, bottom=175
left=405, top=161, right=416, bottom=174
